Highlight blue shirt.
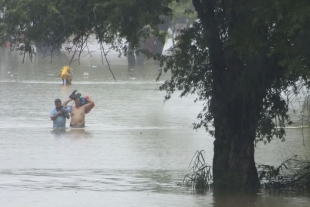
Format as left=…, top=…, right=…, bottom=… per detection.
left=50, top=107, right=71, bottom=128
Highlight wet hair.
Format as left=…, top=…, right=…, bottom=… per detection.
left=55, top=99, right=61, bottom=103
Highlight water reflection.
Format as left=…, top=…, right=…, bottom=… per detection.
left=211, top=190, right=310, bottom=207
left=51, top=128, right=67, bottom=137
left=50, top=128, right=92, bottom=139
left=212, top=192, right=261, bottom=207
left=60, top=84, right=72, bottom=93
left=69, top=128, right=92, bottom=139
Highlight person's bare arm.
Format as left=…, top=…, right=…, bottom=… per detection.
left=62, top=99, right=73, bottom=107
left=83, top=97, right=94, bottom=111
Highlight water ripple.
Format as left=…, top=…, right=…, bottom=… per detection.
left=0, top=169, right=186, bottom=193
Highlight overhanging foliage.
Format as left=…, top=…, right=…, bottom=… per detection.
left=0, top=0, right=175, bottom=58
left=159, top=0, right=310, bottom=143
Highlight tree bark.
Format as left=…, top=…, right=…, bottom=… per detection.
left=212, top=96, right=261, bottom=193
left=192, top=0, right=261, bottom=193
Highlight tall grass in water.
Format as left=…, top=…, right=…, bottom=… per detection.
left=183, top=150, right=213, bottom=193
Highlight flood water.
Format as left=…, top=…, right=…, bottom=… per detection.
left=1, top=49, right=310, bottom=206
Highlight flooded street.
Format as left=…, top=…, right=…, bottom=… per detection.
left=1, top=50, right=310, bottom=206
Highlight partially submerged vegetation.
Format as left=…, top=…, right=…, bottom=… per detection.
left=184, top=152, right=310, bottom=193
left=183, top=150, right=212, bottom=193
left=258, top=156, right=310, bottom=190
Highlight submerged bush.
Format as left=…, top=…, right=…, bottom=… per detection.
left=183, top=150, right=212, bottom=193
left=184, top=151, right=310, bottom=192
left=257, top=155, right=310, bottom=190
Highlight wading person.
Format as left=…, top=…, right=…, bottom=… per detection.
left=50, top=99, right=70, bottom=128
left=63, top=92, right=94, bottom=128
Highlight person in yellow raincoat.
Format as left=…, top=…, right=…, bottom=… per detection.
left=59, top=66, right=73, bottom=85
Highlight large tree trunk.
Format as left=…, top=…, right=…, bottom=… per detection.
left=192, top=0, right=262, bottom=193
left=212, top=96, right=261, bottom=193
